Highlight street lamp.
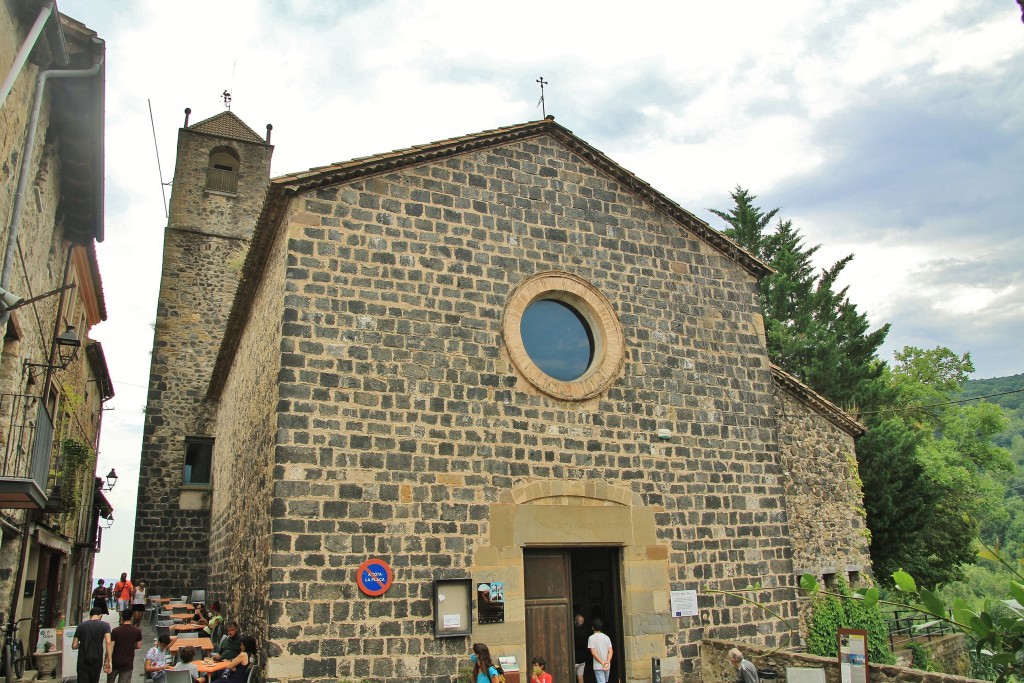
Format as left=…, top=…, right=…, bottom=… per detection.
left=53, top=325, right=81, bottom=369
left=104, top=514, right=114, bottom=529
left=101, top=468, right=117, bottom=492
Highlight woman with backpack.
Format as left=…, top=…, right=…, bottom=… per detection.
left=470, top=643, right=500, bottom=683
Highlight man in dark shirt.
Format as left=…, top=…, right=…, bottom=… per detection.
left=573, top=612, right=589, bottom=683
left=108, top=609, right=142, bottom=683
left=73, top=607, right=112, bottom=683
left=211, top=621, right=241, bottom=661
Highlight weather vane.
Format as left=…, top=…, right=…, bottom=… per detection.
left=221, top=90, right=232, bottom=110
left=536, top=76, right=548, bottom=118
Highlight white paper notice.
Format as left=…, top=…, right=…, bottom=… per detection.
left=670, top=590, right=699, bottom=617
left=443, top=614, right=461, bottom=629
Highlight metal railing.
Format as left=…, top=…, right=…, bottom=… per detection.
left=887, top=610, right=955, bottom=652
left=0, top=393, right=49, bottom=488
left=206, top=167, right=238, bottom=194
left=1, top=391, right=95, bottom=513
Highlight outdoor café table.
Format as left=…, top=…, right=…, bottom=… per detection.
left=172, top=623, right=204, bottom=632
left=196, top=659, right=232, bottom=675
left=167, top=603, right=191, bottom=609
left=169, top=637, right=214, bottom=654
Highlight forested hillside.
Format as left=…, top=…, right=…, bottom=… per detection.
left=962, top=373, right=1024, bottom=451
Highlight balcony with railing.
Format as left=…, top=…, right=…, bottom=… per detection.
left=206, top=167, right=239, bottom=195
left=0, top=393, right=53, bottom=509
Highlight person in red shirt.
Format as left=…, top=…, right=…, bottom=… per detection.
left=113, top=573, right=133, bottom=612
left=530, top=656, right=552, bottom=683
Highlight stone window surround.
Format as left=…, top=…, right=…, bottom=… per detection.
left=182, top=436, right=214, bottom=487
left=503, top=271, right=624, bottom=401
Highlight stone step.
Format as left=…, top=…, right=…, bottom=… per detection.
left=16, top=669, right=39, bottom=683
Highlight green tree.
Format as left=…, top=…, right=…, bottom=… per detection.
left=862, top=348, right=1012, bottom=587
left=710, top=187, right=889, bottom=407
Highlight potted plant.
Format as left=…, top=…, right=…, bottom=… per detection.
left=33, top=645, right=61, bottom=680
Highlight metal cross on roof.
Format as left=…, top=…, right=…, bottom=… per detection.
left=221, top=90, right=232, bottom=110
left=536, top=76, right=548, bottom=118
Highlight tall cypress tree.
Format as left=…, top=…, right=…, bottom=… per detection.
left=709, top=187, right=889, bottom=407
left=711, top=188, right=1012, bottom=587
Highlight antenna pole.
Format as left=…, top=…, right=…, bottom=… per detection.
left=148, top=98, right=168, bottom=219
left=536, top=76, right=548, bottom=118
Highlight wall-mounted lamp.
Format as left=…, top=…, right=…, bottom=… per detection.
left=103, top=514, right=114, bottom=529
left=101, top=468, right=118, bottom=492
left=657, top=428, right=672, bottom=440
left=54, top=325, right=81, bottom=368
left=26, top=324, right=81, bottom=374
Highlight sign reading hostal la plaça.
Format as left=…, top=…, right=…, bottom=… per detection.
left=356, top=558, right=393, bottom=596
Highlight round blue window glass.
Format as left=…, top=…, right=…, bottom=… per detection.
left=520, top=299, right=595, bottom=381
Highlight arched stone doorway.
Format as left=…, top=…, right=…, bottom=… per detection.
left=470, top=480, right=674, bottom=683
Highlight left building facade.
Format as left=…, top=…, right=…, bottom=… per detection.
left=0, top=0, right=113, bottom=656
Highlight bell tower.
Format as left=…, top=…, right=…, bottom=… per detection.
left=132, top=109, right=273, bottom=593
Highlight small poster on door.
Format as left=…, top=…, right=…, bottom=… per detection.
left=477, top=582, right=505, bottom=624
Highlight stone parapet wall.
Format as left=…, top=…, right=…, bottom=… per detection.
left=701, top=639, right=983, bottom=683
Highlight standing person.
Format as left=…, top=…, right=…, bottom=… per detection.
left=145, top=634, right=173, bottom=683
left=108, top=609, right=142, bottom=683
left=113, top=573, right=133, bottom=612
left=588, top=618, right=613, bottom=683
left=469, top=642, right=500, bottom=683
left=131, top=579, right=147, bottom=627
left=72, top=606, right=113, bottom=683
left=728, top=648, right=759, bottom=683
left=530, top=656, right=552, bottom=683
left=91, top=580, right=109, bottom=615
left=573, top=612, right=589, bottom=683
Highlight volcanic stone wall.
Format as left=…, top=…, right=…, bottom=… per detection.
left=132, top=125, right=272, bottom=595
left=216, top=134, right=807, bottom=682
left=776, top=385, right=872, bottom=629
left=207, top=193, right=291, bottom=642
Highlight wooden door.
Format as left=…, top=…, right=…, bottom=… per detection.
left=525, top=550, right=572, bottom=683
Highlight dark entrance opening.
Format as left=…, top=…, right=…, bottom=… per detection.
left=524, top=547, right=624, bottom=683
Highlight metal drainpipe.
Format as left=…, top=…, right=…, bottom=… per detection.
left=0, top=1, right=67, bottom=109
left=0, top=50, right=104, bottom=336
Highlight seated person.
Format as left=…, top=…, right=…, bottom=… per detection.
left=145, top=634, right=173, bottom=683
left=174, top=646, right=206, bottom=683
left=215, top=636, right=256, bottom=682
left=211, top=622, right=241, bottom=662
left=202, top=601, right=224, bottom=638
left=191, top=605, right=209, bottom=625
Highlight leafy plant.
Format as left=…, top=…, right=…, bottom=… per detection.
left=804, top=577, right=895, bottom=664
left=906, top=641, right=934, bottom=671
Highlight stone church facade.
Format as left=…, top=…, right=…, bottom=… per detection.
left=134, top=113, right=870, bottom=683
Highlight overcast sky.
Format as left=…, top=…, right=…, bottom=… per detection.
left=57, top=0, right=1023, bottom=579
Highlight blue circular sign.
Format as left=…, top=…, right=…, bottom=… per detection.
left=357, top=558, right=393, bottom=596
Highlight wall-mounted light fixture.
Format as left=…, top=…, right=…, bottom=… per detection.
left=103, top=514, right=114, bottom=529
left=100, top=468, right=118, bottom=492
left=26, top=324, right=81, bottom=374
left=657, top=428, right=672, bottom=440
